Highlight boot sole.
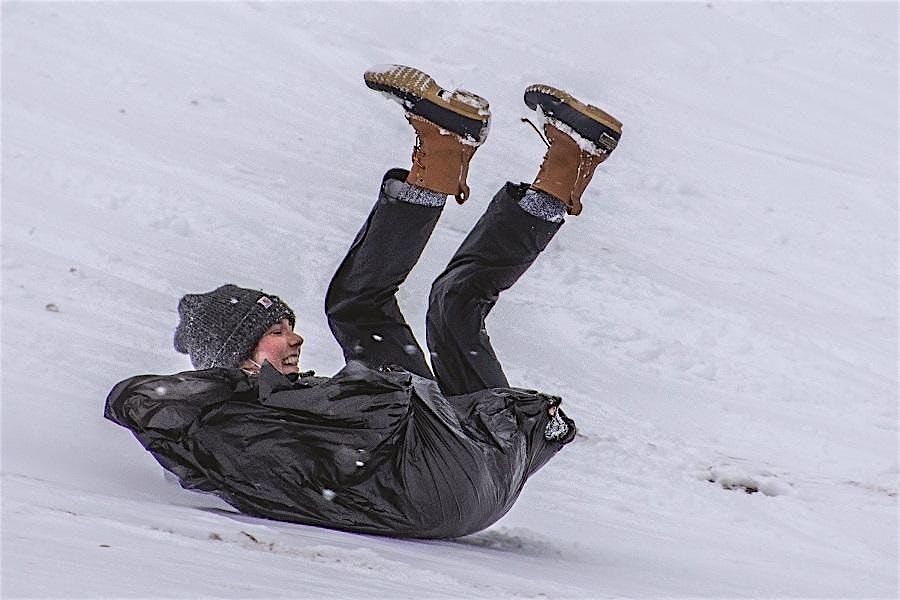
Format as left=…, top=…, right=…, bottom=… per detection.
left=524, top=84, right=622, bottom=153
left=365, top=65, right=490, bottom=143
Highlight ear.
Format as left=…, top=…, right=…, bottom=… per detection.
left=240, top=356, right=262, bottom=374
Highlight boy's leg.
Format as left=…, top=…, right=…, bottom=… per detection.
left=426, top=183, right=563, bottom=395
left=325, top=66, right=490, bottom=377
left=427, top=84, right=622, bottom=396
left=326, top=169, right=443, bottom=378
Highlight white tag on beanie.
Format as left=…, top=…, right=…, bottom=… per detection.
left=257, top=296, right=273, bottom=309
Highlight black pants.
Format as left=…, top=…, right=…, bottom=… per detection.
left=325, top=169, right=562, bottom=396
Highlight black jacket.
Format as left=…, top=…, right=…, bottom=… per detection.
left=105, top=361, right=575, bottom=539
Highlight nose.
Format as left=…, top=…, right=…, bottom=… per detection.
left=289, top=331, right=303, bottom=347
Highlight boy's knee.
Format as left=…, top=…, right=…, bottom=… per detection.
left=428, top=275, right=464, bottom=334
left=428, top=272, right=466, bottom=314
left=428, top=276, right=487, bottom=339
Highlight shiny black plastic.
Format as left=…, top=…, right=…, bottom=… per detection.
left=105, top=361, right=573, bottom=539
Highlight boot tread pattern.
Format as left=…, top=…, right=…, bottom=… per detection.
left=525, top=84, right=622, bottom=132
left=365, top=65, right=490, bottom=123
left=525, top=84, right=622, bottom=154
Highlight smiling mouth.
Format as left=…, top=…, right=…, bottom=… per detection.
left=282, top=355, right=299, bottom=368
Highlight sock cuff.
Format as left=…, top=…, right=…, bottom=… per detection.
left=384, top=178, right=447, bottom=207
left=519, top=188, right=566, bottom=223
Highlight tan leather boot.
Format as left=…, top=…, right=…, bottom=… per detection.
left=531, top=124, right=608, bottom=216
left=365, top=65, right=490, bottom=203
left=407, top=114, right=479, bottom=202
left=524, top=84, right=622, bottom=215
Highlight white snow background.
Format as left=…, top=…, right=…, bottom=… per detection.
left=2, top=2, right=897, bottom=598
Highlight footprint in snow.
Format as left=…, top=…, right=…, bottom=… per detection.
left=702, top=462, right=792, bottom=497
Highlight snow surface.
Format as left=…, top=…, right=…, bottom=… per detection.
left=2, top=2, right=897, bottom=598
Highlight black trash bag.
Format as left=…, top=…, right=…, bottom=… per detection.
left=105, top=361, right=575, bottom=539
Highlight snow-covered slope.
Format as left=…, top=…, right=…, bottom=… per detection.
left=3, top=3, right=897, bottom=598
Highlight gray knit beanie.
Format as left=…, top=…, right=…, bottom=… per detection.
left=173, top=284, right=295, bottom=369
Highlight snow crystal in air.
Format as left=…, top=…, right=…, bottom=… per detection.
left=321, top=489, right=336, bottom=501
left=371, top=334, right=383, bottom=342
left=154, top=386, right=167, bottom=396
left=403, top=344, right=418, bottom=355
left=355, top=461, right=365, bottom=468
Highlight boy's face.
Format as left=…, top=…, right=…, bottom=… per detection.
left=243, top=317, right=304, bottom=375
